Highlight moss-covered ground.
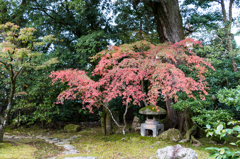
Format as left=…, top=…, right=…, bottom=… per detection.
left=1, top=125, right=240, bottom=159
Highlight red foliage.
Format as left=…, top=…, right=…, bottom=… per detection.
left=50, top=38, right=214, bottom=111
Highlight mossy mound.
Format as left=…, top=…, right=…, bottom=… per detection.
left=139, top=105, right=166, bottom=115
left=211, top=134, right=238, bottom=144
left=64, top=124, right=81, bottom=133
left=157, top=128, right=182, bottom=142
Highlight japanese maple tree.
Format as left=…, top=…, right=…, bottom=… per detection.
left=50, top=38, right=214, bottom=135
left=0, top=22, right=57, bottom=142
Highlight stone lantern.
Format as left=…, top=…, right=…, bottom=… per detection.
left=139, top=105, right=166, bottom=137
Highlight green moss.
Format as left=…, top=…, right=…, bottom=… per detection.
left=29, top=139, right=64, bottom=158
left=5, top=125, right=50, bottom=136
left=3, top=125, right=240, bottom=159
left=0, top=141, right=36, bottom=159
left=0, top=139, right=64, bottom=159
left=157, top=128, right=182, bottom=142
left=53, top=126, right=225, bottom=159
left=64, top=124, right=81, bottom=133
left=139, top=105, right=166, bottom=113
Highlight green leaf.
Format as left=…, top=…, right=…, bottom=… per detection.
left=215, top=129, right=220, bottom=135
left=207, top=131, right=214, bottom=137
left=216, top=155, right=222, bottom=159
left=206, top=124, right=211, bottom=129
left=205, top=147, right=219, bottom=151
left=219, top=148, right=225, bottom=155
left=233, top=126, right=240, bottom=132
left=225, top=129, right=234, bottom=134
left=220, top=133, right=226, bottom=139
left=208, top=152, right=219, bottom=158
left=217, top=124, right=224, bottom=131
left=225, top=150, right=235, bottom=156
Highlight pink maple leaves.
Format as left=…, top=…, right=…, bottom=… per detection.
left=50, top=38, right=214, bottom=111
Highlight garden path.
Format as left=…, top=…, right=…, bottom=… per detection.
left=4, top=134, right=96, bottom=159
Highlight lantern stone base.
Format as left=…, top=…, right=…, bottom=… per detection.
left=141, top=123, right=164, bottom=137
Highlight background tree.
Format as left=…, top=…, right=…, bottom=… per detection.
left=0, top=22, right=57, bottom=142
left=114, top=1, right=159, bottom=44
left=0, top=0, right=115, bottom=128
left=182, top=0, right=240, bottom=72
left=0, top=0, right=29, bottom=26
left=26, top=0, right=113, bottom=69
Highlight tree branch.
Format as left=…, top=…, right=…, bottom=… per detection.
left=0, top=60, right=10, bottom=72
left=220, top=0, right=227, bottom=23
left=212, top=0, right=221, bottom=5
left=122, top=95, right=130, bottom=135
left=34, top=0, right=60, bottom=21
left=229, top=0, right=234, bottom=22
left=141, top=80, right=148, bottom=106
left=14, top=67, right=23, bottom=81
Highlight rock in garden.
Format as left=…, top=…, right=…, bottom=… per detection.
left=64, top=124, right=81, bottom=133
left=156, top=128, right=182, bottom=142
left=56, top=139, right=71, bottom=145
left=52, top=138, right=61, bottom=141
left=7, top=123, right=17, bottom=129
left=70, top=136, right=78, bottom=139
left=156, top=144, right=198, bottom=159
left=131, top=116, right=141, bottom=132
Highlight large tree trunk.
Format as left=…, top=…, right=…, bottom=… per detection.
left=145, top=0, right=184, bottom=43
left=144, top=0, right=185, bottom=131
left=132, top=0, right=192, bottom=134
left=163, top=98, right=177, bottom=129
left=163, top=98, right=193, bottom=133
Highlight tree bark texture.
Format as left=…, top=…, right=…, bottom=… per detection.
left=100, top=106, right=112, bottom=135
left=163, top=98, right=193, bottom=133
left=142, top=0, right=186, bottom=132
left=0, top=128, right=4, bottom=142
left=220, top=0, right=238, bottom=72
left=133, top=0, right=202, bottom=137
left=231, top=58, right=238, bottom=72
left=0, top=80, right=15, bottom=143
left=145, top=0, right=184, bottom=43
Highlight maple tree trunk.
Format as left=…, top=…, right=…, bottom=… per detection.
left=105, top=110, right=111, bottom=133
left=100, top=106, right=112, bottom=135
